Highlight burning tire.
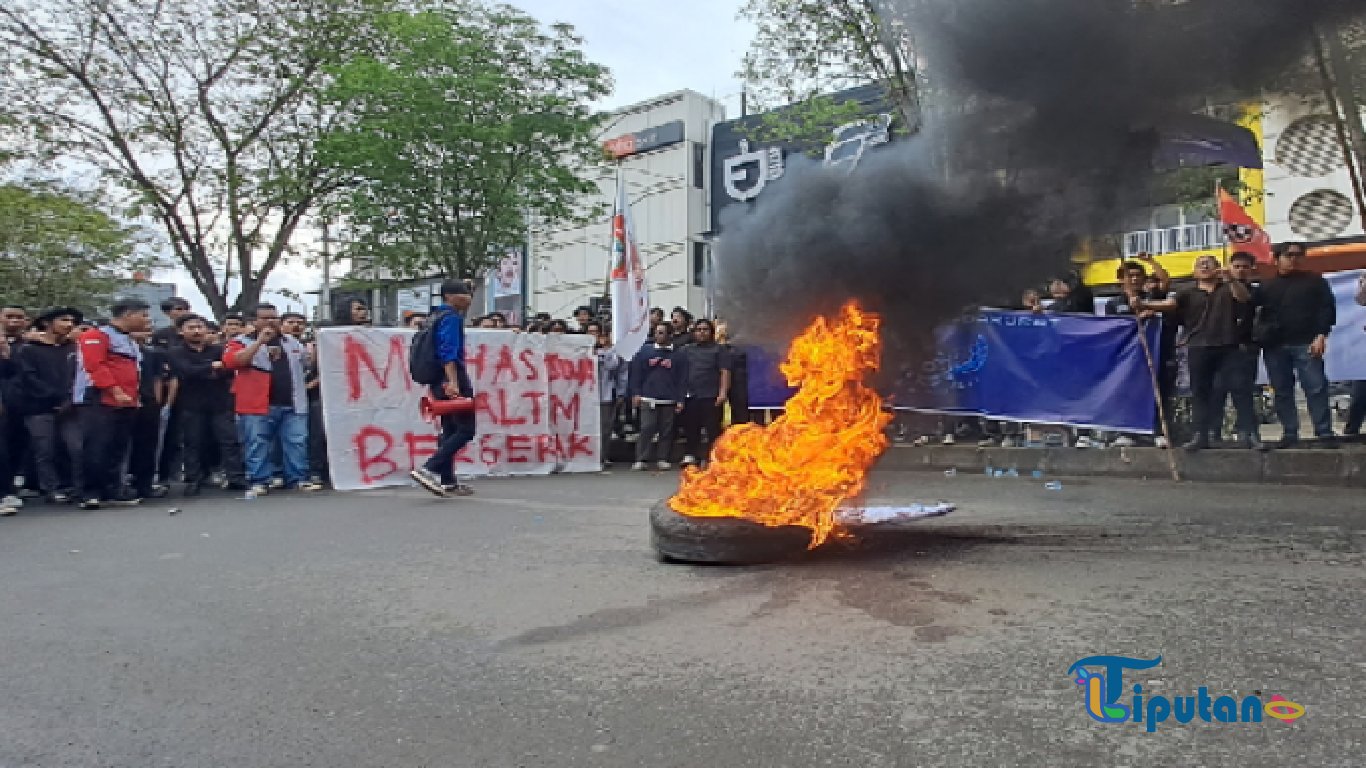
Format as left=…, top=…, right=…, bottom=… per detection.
left=650, top=500, right=814, bottom=565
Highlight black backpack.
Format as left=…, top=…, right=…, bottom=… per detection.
left=408, top=309, right=453, bottom=386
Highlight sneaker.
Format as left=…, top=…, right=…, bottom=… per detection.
left=942, top=434, right=955, bottom=446
left=1183, top=435, right=1209, bottom=452
left=912, top=436, right=929, bottom=447
left=1113, top=436, right=1137, bottom=448
left=47, top=491, right=71, bottom=504
left=249, top=484, right=270, bottom=497
left=1154, top=436, right=1169, bottom=449
left=408, top=468, right=446, bottom=498
left=0, top=506, right=15, bottom=517
left=140, top=486, right=169, bottom=499
left=657, top=461, right=672, bottom=471
left=441, top=483, right=475, bottom=497
left=269, top=477, right=285, bottom=490
left=681, top=455, right=699, bottom=466
left=2, top=495, right=23, bottom=509
left=631, top=461, right=648, bottom=471
left=978, top=437, right=998, bottom=448
left=295, top=481, right=324, bottom=492
left=78, top=498, right=100, bottom=510
left=106, top=492, right=142, bottom=507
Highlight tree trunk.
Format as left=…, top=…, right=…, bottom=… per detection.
left=1326, top=30, right=1366, bottom=164
left=1318, top=29, right=1366, bottom=226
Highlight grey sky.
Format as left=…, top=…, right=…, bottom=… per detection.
left=516, top=0, right=753, bottom=113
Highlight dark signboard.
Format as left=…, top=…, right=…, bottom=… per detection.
left=604, top=120, right=686, bottom=159
left=709, top=85, right=897, bottom=234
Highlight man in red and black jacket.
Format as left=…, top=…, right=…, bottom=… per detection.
left=74, top=298, right=152, bottom=509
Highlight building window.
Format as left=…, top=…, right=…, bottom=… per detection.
left=692, top=242, right=707, bottom=287
left=693, top=144, right=705, bottom=190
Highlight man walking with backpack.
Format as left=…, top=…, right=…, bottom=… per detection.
left=410, top=281, right=477, bottom=498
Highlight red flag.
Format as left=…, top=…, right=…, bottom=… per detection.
left=1219, top=189, right=1273, bottom=264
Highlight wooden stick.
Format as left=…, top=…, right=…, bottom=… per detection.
left=1135, top=317, right=1182, bottom=482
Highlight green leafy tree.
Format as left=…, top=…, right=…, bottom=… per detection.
left=0, top=183, right=157, bottom=313
left=738, top=0, right=921, bottom=145
left=318, top=4, right=612, bottom=281
left=0, top=0, right=388, bottom=318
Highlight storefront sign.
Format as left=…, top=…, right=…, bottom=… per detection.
left=604, top=120, right=686, bottom=159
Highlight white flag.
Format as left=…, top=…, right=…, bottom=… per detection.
left=609, top=168, right=650, bottom=358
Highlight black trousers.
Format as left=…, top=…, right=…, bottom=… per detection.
left=308, top=396, right=327, bottom=480
left=129, top=403, right=162, bottom=495
left=1213, top=345, right=1260, bottom=438
left=681, top=397, right=724, bottom=459
left=179, top=407, right=245, bottom=485
left=158, top=408, right=182, bottom=483
left=26, top=411, right=82, bottom=493
left=423, top=367, right=476, bottom=485
left=1, top=408, right=28, bottom=495
left=1187, top=345, right=1256, bottom=440
left=79, top=404, right=137, bottom=501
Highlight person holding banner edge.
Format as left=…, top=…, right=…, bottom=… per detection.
left=410, top=281, right=478, bottom=498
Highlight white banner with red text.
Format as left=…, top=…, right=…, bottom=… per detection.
left=317, top=327, right=601, bottom=491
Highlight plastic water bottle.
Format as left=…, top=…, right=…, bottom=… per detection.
left=985, top=466, right=994, bottom=476
left=993, top=470, right=1004, bottom=477
left=1006, top=468, right=1019, bottom=478
left=1045, top=481, right=1063, bottom=491
left=1032, top=470, right=1044, bottom=479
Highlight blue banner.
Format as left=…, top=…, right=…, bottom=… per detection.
left=745, top=311, right=1163, bottom=433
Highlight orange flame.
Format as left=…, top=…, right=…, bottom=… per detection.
left=669, top=302, right=892, bottom=547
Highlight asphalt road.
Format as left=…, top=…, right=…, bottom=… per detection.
left=0, top=472, right=1360, bottom=767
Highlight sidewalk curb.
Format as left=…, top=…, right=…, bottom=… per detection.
left=874, top=445, right=1366, bottom=486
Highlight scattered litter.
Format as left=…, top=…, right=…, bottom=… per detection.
left=1045, top=481, right=1063, bottom=491
left=943, top=468, right=957, bottom=477
left=168, top=508, right=181, bottom=516
left=836, top=503, right=957, bottom=525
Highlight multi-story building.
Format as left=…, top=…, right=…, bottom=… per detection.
left=528, top=90, right=725, bottom=322
left=1082, top=96, right=1366, bottom=287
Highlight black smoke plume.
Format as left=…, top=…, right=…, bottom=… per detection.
left=715, top=0, right=1366, bottom=364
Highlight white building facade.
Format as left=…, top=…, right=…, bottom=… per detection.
left=528, top=90, right=726, bottom=324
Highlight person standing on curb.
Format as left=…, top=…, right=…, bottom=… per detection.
left=678, top=319, right=732, bottom=468
left=1258, top=243, right=1338, bottom=449
left=629, top=323, right=688, bottom=471
left=409, top=281, right=477, bottom=498
left=1136, top=255, right=1253, bottom=451
left=74, top=299, right=151, bottom=510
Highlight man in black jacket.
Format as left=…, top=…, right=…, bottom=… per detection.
left=1259, top=243, right=1338, bottom=449
left=15, top=308, right=83, bottom=502
left=168, top=315, right=246, bottom=495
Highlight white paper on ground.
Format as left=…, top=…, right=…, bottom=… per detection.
left=836, top=503, right=957, bottom=525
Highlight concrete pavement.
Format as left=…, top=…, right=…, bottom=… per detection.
left=0, top=472, right=1360, bottom=766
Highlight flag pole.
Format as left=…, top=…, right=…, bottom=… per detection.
left=1134, top=317, right=1182, bottom=482
left=604, top=161, right=621, bottom=304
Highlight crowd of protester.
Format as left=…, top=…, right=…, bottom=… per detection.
left=936, top=243, right=1365, bottom=452
left=0, top=288, right=738, bottom=512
